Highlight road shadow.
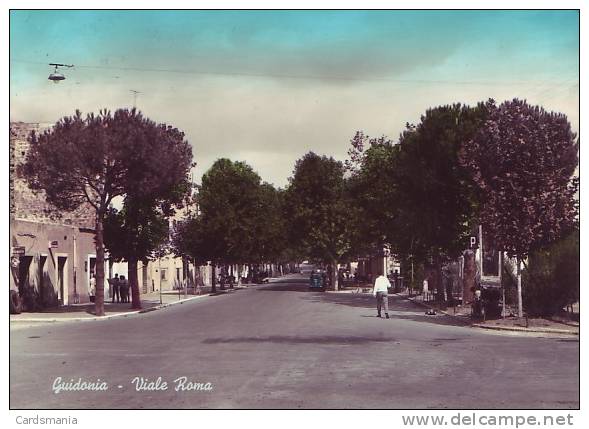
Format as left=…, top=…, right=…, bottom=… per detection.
left=202, top=335, right=396, bottom=345
left=256, top=278, right=315, bottom=292
left=256, top=280, right=470, bottom=328
left=266, top=276, right=309, bottom=284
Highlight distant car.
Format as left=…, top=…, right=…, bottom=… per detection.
left=299, top=264, right=316, bottom=275
left=309, top=271, right=325, bottom=290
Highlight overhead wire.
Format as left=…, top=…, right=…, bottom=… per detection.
left=9, top=58, right=578, bottom=88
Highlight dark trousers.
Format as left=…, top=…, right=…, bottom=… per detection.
left=112, top=286, right=120, bottom=303
left=120, top=288, right=128, bottom=303
left=376, top=292, right=389, bottom=315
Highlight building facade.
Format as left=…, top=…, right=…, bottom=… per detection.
left=10, top=122, right=100, bottom=309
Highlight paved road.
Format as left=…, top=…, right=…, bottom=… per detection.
left=10, top=275, right=579, bottom=409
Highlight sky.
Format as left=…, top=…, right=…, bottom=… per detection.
left=9, top=10, right=579, bottom=188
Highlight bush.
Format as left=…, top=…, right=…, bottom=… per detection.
left=522, top=230, right=579, bottom=317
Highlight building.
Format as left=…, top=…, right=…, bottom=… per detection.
left=10, top=122, right=99, bottom=309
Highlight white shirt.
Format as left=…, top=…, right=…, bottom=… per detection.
left=373, top=275, right=391, bottom=295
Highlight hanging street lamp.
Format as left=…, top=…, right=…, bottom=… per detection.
left=48, top=63, right=74, bottom=83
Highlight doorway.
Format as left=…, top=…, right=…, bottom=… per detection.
left=18, top=256, right=33, bottom=294
left=39, top=255, right=47, bottom=308
left=160, top=268, right=168, bottom=291
left=142, top=264, right=148, bottom=294
left=87, top=255, right=97, bottom=297
left=57, top=255, right=68, bottom=305
left=17, top=256, right=34, bottom=311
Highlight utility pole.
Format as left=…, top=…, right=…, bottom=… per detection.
left=130, top=89, right=141, bottom=108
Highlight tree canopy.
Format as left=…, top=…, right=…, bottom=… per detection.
left=460, top=98, right=578, bottom=260
left=390, top=103, right=488, bottom=264
left=285, top=152, right=358, bottom=289
left=348, top=104, right=487, bottom=265
left=21, top=108, right=193, bottom=315
left=172, top=158, right=286, bottom=290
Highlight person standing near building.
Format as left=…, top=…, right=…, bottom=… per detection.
left=89, top=273, right=96, bottom=303
left=110, top=274, right=120, bottom=304
left=119, top=275, right=129, bottom=303
left=373, top=273, right=391, bottom=319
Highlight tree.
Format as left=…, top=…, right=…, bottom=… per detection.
left=247, top=183, right=288, bottom=269
left=346, top=132, right=399, bottom=259
left=20, top=109, right=193, bottom=315
left=395, top=103, right=486, bottom=272
left=172, top=214, right=215, bottom=289
left=285, top=152, right=357, bottom=290
left=461, top=99, right=578, bottom=316
left=201, top=159, right=261, bottom=278
left=349, top=104, right=487, bottom=301
left=103, top=197, right=170, bottom=309
left=172, top=159, right=283, bottom=290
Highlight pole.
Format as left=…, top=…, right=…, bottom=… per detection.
left=184, top=257, right=188, bottom=299
left=411, top=257, right=414, bottom=297
left=478, top=225, right=484, bottom=280
left=72, top=231, right=79, bottom=304
left=516, top=258, right=523, bottom=318
left=499, top=251, right=505, bottom=318
left=130, top=90, right=140, bottom=108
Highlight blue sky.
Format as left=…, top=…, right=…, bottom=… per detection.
left=10, top=10, right=579, bottom=187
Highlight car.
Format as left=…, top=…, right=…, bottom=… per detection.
left=299, top=263, right=316, bottom=275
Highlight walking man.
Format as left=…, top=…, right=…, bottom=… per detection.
left=373, top=273, right=391, bottom=319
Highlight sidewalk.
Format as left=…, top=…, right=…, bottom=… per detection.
left=395, top=289, right=579, bottom=336
left=329, top=284, right=579, bottom=336
left=9, top=285, right=247, bottom=324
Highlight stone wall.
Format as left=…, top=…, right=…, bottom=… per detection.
left=10, top=122, right=96, bottom=229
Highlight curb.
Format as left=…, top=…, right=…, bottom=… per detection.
left=10, top=293, right=214, bottom=324
left=471, top=323, right=579, bottom=336
left=325, top=290, right=371, bottom=295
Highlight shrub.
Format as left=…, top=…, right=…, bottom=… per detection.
left=522, top=230, right=579, bottom=317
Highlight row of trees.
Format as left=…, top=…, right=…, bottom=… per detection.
left=21, top=98, right=578, bottom=317
left=257, top=98, right=577, bottom=314
left=171, top=159, right=287, bottom=292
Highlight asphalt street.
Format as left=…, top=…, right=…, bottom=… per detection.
left=10, top=275, right=579, bottom=409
